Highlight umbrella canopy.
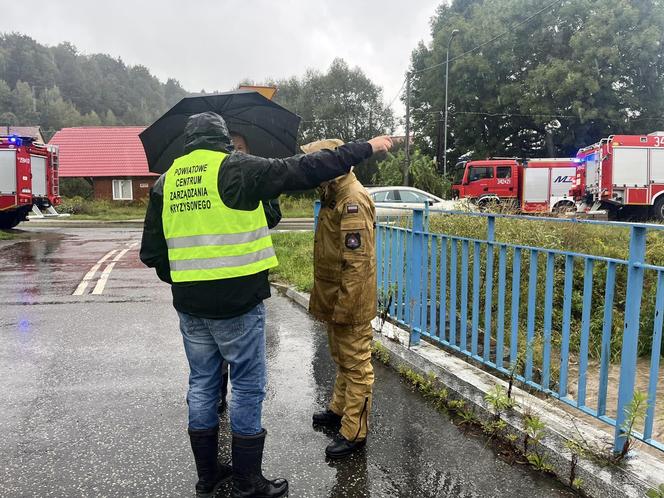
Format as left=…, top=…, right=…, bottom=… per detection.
left=140, top=90, right=301, bottom=174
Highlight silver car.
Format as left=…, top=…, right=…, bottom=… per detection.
left=366, top=186, right=447, bottom=218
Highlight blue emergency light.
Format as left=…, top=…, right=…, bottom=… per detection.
left=5, top=135, right=23, bottom=146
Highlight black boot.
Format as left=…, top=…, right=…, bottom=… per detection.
left=312, top=409, right=342, bottom=428
left=189, top=427, right=232, bottom=497
left=231, top=429, right=288, bottom=498
left=325, top=433, right=366, bottom=459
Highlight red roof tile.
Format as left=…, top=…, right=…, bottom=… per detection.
left=49, top=127, right=157, bottom=178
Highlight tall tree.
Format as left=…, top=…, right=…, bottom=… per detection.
left=38, top=86, right=81, bottom=136
left=267, top=58, right=394, bottom=144
left=11, top=81, right=38, bottom=124
left=253, top=59, right=394, bottom=183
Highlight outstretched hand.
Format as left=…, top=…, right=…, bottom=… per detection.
left=367, top=136, right=394, bottom=155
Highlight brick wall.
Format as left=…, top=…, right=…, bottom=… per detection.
left=92, top=177, right=157, bottom=201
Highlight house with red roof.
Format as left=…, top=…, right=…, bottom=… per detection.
left=49, top=127, right=158, bottom=201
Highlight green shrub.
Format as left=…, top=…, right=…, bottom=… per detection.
left=59, top=178, right=93, bottom=199
left=373, top=149, right=451, bottom=199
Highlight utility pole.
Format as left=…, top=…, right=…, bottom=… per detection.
left=403, top=72, right=411, bottom=186
left=443, top=29, right=460, bottom=178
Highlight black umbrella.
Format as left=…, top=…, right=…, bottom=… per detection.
left=139, top=90, right=301, bottom=174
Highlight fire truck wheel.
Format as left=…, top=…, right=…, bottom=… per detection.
left=477, top=197, right=500, bottom=212
left=553, top=201, right=576, bottom=215
left=652, top=196, right=664, bottom=222
left=0, top=212, right=20, bottom=229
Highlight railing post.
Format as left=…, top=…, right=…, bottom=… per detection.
left=409, top=208, right=424, bottom=346
left=487, top=215, right=495, bottom=242
left=614, top=225, right=647, bottom=454
left=313, top=200, right=321, bottom=233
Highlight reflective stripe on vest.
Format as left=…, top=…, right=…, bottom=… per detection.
left=162, top=149, right=278, bottom=282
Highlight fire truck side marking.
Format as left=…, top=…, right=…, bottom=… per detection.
left=72, top=249, right=118, bottom=296
left=91, top=247, right=132, bottom=295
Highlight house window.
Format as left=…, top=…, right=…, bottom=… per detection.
left=112, top=179, right=133, bottom=200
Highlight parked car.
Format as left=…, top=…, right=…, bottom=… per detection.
left=366, top=186, right=448, bottom=218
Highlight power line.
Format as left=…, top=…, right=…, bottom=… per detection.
left=414, top=0, right=564, bottom=75
left=386, top=78, right=407, bottom=110
left=411, top=108, right=664, bottom=123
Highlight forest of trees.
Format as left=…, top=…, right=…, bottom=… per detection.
left=0, top=33, right=188, bottom=140
left=0, top=34, right=395, bottom=153
left=409, top=0, right=664, bottom=164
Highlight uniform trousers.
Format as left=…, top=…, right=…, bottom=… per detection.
left=326, top=322, right=374, bottom=440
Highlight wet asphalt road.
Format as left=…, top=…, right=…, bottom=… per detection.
left=0, top=227, right=575, bottom=497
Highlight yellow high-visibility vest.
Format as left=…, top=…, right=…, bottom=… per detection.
left=162, top=149, right=278, bottom=282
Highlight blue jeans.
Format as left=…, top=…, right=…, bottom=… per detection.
left=178, top=303, right=266, bottom=435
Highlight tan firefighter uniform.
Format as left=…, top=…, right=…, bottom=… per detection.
left=306, top=139, right=377, bottom=442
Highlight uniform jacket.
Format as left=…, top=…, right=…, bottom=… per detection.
left=309, top=172, right=377, bottom=325
left=140, top=112, right=373, bottom=319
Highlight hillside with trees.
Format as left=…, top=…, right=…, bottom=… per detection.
left=0, top=33, right=187, bottom=139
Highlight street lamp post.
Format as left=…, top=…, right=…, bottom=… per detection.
left=443, top=29, right=459, bottom=178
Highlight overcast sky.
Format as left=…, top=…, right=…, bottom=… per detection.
left=0, top=0, right=442, bottom=118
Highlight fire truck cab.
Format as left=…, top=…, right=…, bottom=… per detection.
left=452, top=157, right=578, bottom=213
left=0, top=135, right=61, bottom=229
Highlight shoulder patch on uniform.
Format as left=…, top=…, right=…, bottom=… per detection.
left=345, top=232, right=361, bottom=250
left=346, top=203, right=359, bottom=214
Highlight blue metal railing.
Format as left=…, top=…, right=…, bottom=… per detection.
left=369, top=206, right=664, bottom=454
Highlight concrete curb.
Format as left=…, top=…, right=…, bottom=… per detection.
left=274, top=283, right=664, bottom=498
left=22, top=217, right=314, bottom=229
left=23, top=219, right=145, bottom=228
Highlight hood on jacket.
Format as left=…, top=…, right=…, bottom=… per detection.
left=183, top=111, right=233, bottom=154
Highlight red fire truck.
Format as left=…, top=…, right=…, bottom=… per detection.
left=451, top=157, right=579, bottom=213
left=0, top=135, right=62, bottom=229
left=576, top=131, right=664, bottom=220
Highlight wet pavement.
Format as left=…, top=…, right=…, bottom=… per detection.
left=0, top=227, right=575, bottom=497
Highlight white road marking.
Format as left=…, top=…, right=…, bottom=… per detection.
left=72, top=250, right=118, bottom=296
left=72, top=240, right=140, bottom=297
left=91, top=262, right=117, bottom=295
left=90, top=247, right=133, bottom=295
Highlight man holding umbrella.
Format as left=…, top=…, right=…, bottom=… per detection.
left=140, top=109, right=392, bottom=497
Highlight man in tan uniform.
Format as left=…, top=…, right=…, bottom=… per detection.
left=304, top=138, right=378, bottom=459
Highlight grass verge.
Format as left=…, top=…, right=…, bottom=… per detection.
left=58, top=195, right=313, bottom=221
left=279, top=195, right=315, bottom=218
left=270, top=231, right=314, bottom=292
left=59, top=197, right=147, bottom=220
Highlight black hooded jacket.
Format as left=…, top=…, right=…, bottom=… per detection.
left=140, top=112, right=373, bottom=319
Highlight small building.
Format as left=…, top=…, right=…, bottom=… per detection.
left=2, top=126, right=45, bottom=143
left=49, top=127, right=158, bottom=201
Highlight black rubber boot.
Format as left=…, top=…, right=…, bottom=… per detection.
left=188, top=427, right=232, bottom=497
left=312, top=409, right=342, bottom=428
left=231, top=429, right=288, bottom=498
